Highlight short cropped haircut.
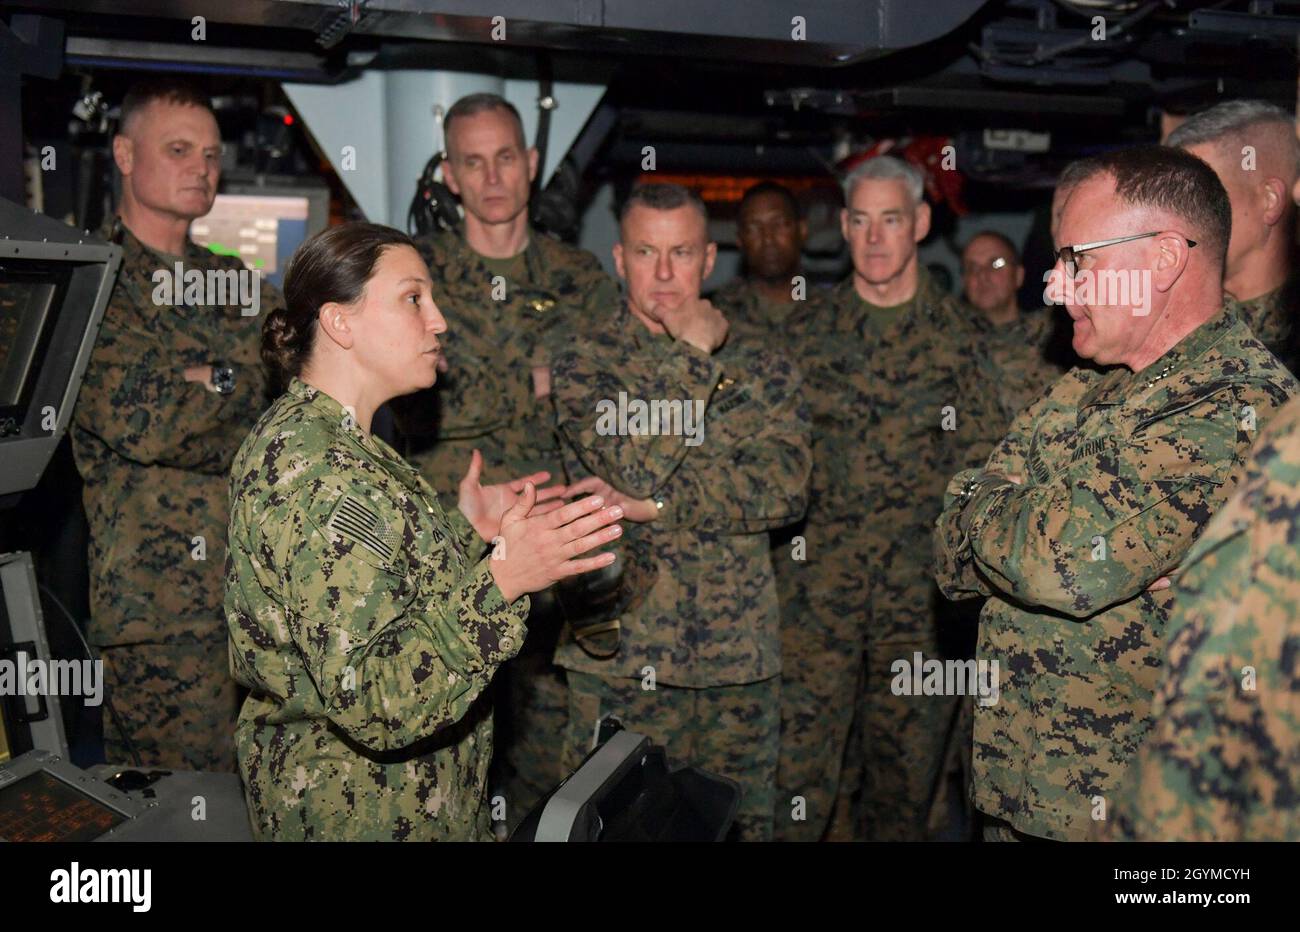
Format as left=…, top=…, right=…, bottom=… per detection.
left=739, top=181, right=800, bottom=219
left=1166, top=99, right=1300, bottom=174
left=1057, top=156, right=1100, bottom=196
left=618, top=183, right=709, bottom=226
left=1063, top=145, right=1232, bottom=266
left=443, top=92, right=527, bottom=154
left=841, top=155, right=925, bottom=207
left=963, top=230, right=1020, bottom=264
left=118, top=78, right=214, bottom=135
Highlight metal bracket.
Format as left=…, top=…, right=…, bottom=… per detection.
left=316, top=0, right=371, bottom=50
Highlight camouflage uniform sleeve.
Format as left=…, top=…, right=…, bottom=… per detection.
left=552, top=337, right=724, bottom=496
left=653, top=356, right=812, bottom=533
left=951, top=330, right=1012, bottom=471
left=933, top=378, right=1046, bottom=598
left=74, top=300, right=265, bottom=474
left=939, top=387, right=1245, bottom=617
left=275, top=479, right=527, bottom=753
left=1110, top=404, right=1300, bottom=840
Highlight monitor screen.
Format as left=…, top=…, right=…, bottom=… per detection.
left=0, top=264, right=65, bottom=415
left=190, top=193, right=313, bottom=287
left=0, top=769, right=125, bottom=842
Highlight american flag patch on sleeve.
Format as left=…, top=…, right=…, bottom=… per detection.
left=326, top=494, right=402, bottom=564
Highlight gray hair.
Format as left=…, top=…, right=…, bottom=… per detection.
left=1057, top=156, right=1100, bottom=196
left=841, top=155, right=925, bottom=206
left=1166, top=99, right=1300, bottom=173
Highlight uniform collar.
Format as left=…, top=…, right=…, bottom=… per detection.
left=834, top=264, right=947, bottom=341
left=840, top=264, right=942, bottom=311
left=105, top=215, right=207, bottom=266
left=964, top=302, right=1027, bottom=336
left=286, top=377, right=394, bottom=461
left=720, top=277, right=810, bottom=327
left=453, top=224, right=545, bottom=282
left=1078, top=304, right=1239, bottom=410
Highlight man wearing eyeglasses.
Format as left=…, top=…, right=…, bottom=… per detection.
left=960, top=231, right=1065, bottom=421
left=1167, top=100, right=1300, bottom=374
left=934, top=145, right=1298, bottom=842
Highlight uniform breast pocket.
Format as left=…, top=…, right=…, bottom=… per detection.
left=408, top=517, right=474, bottom=599
left=701, top=387, right=755, bottom=448
left=892, top=371, right=950, bottom=445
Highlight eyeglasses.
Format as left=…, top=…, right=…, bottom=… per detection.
left=1056, top=230, right=1197, bottom=280
left=963, top=256, right=1011, bottom=276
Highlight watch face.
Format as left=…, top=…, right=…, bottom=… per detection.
left=213, top=366, right=236, bottom=394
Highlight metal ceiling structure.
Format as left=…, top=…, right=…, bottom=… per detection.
left=4, top=1, right=1299, bottom=205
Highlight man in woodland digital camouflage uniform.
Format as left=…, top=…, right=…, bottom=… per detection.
left=934, top=146, right=1297, bottom=841
left=960, top=230, right=1065, bottom=422
left=1168, top=100, right=1300, bottom=373
left=770, top=157, right=1006, bottom=842
left=71, top=79, right=279, bottom=770
left=1106, top=394, right=1300, bottom=841
left=391, top=93, right=620, bottom=830
left=551, top=183, right=811, bottom=842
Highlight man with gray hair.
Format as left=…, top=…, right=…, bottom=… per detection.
left=935, top=144, right=1297, bottom=841
left=1167, top=99, right=1300, bottom=372
left=72, top=78, right=281, bottom=771
left=774, top=155, right=1005, bottom=841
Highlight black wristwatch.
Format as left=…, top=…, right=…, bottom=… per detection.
left=211, top=363, right=236, bottom=395
left=955, top=474, right=990, bottom=507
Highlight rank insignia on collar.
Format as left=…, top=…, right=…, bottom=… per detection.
left=717, top=377, right=736, bottom=391
left=1144, top=363, right=1176, bottom=389
left=527, top=298, right=555, bottom=313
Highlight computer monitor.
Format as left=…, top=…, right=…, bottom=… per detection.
left=0, top=768, right=126, bottom=842
left=0, top=197, right=120, bottom=500
left=0, top=750, right=141, bottom=842
left=0, top=275, right=59, bottom=411
left=189, top=179, right=329, bottom=287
